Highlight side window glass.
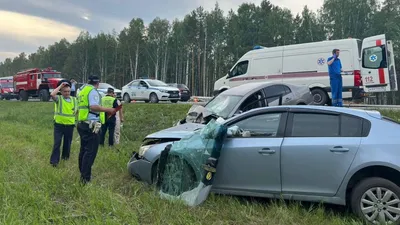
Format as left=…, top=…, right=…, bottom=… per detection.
left=291, top=113, right=339, bottom=137
left=264, top=85, right=286, bottom=104
left=229, top=113, right=282, bottom=138
left=139, top=81, right=147, bottom=87
left=239, top=91, right=265, bottom=112
left=283, top=85, right=291, bottom=94
left=230, top=60, right=249, bottom=77
left=362, top=45, right=387, bottom=69
left=130, top=81, right=139, bottom=86
left=341, top=115, right=362, bottom=137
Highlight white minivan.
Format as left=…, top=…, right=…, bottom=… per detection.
left=213, top=34, right=397, bottom=105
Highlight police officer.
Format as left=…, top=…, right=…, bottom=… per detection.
left=327, top=49, right=343, bottom=107
left=77, top=75, right=115, bottom=184
left=49, top=80, right=77, bottom=167
left=100, top=87, right=119, bottom=147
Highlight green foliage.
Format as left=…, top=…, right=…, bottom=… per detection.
left=0, top=0, right=399, bottom=98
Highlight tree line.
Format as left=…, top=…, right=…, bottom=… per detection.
left=0, top=0, right=399, bottom=98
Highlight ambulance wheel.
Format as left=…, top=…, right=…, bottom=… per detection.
left=19, top=90, right=28, bottom=101
left=311, top=88, right=328, bottom=105
left=39, top=89, right=50, bottom=101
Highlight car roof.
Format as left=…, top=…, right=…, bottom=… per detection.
left=221, top=81, right=291, bottom=96
left=223, top=105, right=382, bottom=124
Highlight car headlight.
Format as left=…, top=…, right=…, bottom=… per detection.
left=159, top=89, right=168, bottom=93
left=138, top=145, right=153, bottom=156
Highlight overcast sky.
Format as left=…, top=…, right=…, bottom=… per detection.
left=0, top=0, right=323, bottom=62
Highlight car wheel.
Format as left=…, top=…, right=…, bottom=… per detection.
left=150, top=93, right=159, bottom=103
left=350, top=177, right=400, bottom=225
left=311, top=88, right=328, bottom=105
left=159, top=156, right=197, bottom=196
left=123, top=93, right=131, bottom=103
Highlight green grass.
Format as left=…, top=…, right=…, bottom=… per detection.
left=0, top=101, right=399, bottom=225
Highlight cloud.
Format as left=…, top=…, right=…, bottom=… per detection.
left=0, top=10, right=83, bottom=61
left=0, top=10, right=82, bottom=44
left=0, top=52, right=19, bottom=60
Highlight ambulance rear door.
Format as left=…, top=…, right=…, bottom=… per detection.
left=361, top=34, right=397, bottom=92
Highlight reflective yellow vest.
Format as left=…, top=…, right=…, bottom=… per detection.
left=101, top=95, right=116, bottom=108
left=54, top=96, right=77, bottom=125
left=77, top=85, right=105, bottom=124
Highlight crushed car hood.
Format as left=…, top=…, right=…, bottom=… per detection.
left=146, top=123, right=206, bottom=139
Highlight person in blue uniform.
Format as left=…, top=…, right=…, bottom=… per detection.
left=327, top=49, right=343, bottom=107
left=77, top=75, right=115, bottom=184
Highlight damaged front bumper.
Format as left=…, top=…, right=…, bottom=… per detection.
left=127, top=151, right=154, bottom=185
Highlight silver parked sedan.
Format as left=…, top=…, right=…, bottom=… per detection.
left=128, top=105, right=400, bottom=224
left=178, top=81, right=314, bottom=125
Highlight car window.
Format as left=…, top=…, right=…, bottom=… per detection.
left=362, top=45, right=387, bottom=69
left=230, top=113, right=282, bottom=138
left=283, top=85, right=291, bottom=94
left=239, top=91, right=266, bottom=112
left=264, top=85, right=286, bottom=103
left=130, top=81, right=139, bottom=86
left=230, top=60, right=249, bottom=78
left=291, top=113, right=340, bottom=137
left=139, top=81, right=147, bottom=87
left=341, top=115, right=362, bottom=137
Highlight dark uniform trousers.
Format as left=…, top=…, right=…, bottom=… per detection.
left=100, top=119, right=116, bottom=146
left=50, top=123, right=75, bottom=165
left=77, top=122, right=101, bottom=183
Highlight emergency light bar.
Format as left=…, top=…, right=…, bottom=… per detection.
left=253, top=45, right=267, bottom=50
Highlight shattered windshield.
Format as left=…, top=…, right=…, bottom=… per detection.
left=204, top=94, right=242, bottom=118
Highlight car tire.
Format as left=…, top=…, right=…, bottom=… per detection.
left=159, top=156, right=197, bottom=196
left=150, top=93, right=159, bottom=103
left=123, top=93, right=131, bottom=103
left=311, top=88, right=329, bottom=105
left=350, top=177, right=400, bottom=225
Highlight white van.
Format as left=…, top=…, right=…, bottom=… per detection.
left=213, top=34, right=397, bottom=105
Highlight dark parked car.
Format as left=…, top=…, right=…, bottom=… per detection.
left=167, top=83, right=191, bottom=101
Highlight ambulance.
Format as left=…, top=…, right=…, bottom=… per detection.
left=213, top=34, right=397, bottom=105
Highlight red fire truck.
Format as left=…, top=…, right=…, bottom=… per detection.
left=13, top=67, right=65, bottom=101
left=0, top=76, right=18, bottom=100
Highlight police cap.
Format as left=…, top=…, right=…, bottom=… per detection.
left=88, top=75, right=100, bottom=83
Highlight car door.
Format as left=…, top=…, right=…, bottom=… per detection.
left=281, top=85, right=297, bottom=105
left=280, top=110, right=362, bottom=197
left=138, top=81, right=149, bottom=100
left=212, top=111, right=288, bottom=194
left=128, top=81, right=140, bottom=100
left=263, top=84, right=291, bottom=106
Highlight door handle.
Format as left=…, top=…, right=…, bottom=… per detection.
left=330, top=146, right=349, bottom=153
left=285, top=97, right=291, bottom=101
left=258, top=148, right=276, bottom=155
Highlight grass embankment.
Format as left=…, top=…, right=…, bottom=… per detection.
left=0, top=101, right=398, bottom=224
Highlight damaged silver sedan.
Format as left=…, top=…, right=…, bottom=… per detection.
left=177, top=81, right=314, bottom=125
left=128, top=105, right=400, bottom=225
